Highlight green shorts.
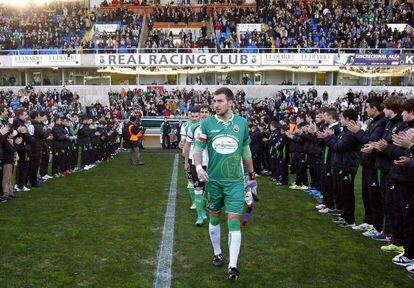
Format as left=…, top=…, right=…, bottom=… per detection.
left=205, top=180, right=245, bottom=215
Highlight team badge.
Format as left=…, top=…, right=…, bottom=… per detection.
left=233, top=124, right=239, bottom=132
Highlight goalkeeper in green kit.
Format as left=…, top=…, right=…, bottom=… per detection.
left=193, top=87, right=257, bottom=281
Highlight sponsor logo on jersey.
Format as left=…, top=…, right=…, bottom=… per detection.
left=233, top=124, right=239, bottom=132
left=212, top=136, right=238, bottom=154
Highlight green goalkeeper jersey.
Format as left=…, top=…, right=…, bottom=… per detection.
left=195, top=114, right=251, bottom=182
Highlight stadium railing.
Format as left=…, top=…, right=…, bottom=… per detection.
left=2, top=48, right=414, bottom=55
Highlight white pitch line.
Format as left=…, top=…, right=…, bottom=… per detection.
left=154, top=154, right=179, bottom=288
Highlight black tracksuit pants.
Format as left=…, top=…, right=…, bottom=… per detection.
left=294, top=152, right=308, bottom=186
left=40, top=147, right=50, bottom=177
left=29, top=152, right=41, bottom=186
left=16, top=152, right=29, bottom=189
left=393, top=183, right=411, bottom=246
left=321, top=165, right=334, bottom=209
left=361, top=167, right=384, bottom=231
left=308, top=154, right=322, bottom=190
left=338, top=169, right=357, bottom=224
left=403, top=192, right=414, bottom=258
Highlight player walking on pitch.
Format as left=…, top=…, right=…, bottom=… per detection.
left=194, top=87, right=257, bottom=280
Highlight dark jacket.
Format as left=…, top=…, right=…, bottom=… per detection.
left=13, top=118, right=34, bottom=154
left=354, top=113, right=388, bottom=167
left=78, top=124, right=91, bottom=146
left=52, top=124, right=68, bottom=149
left=249, top=129, right=263, bottom=155
left=291, top=122, right=307, bottom=154
left=375, top=114, right=406, bottom=173
left=324, top=127, right=361, bottom=172
left=31, top=120, right=50, bottom=154
left=386, top=119, right=414, bottom=184
left=2, top=136, right=16, bottom=164
left=322, top=122, right=342, bottom=167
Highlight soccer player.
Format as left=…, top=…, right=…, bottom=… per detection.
left=194, top=87, right=256, bottom=281
left=180, top=111, right=197, bottom=210
left=183, top=104, right=212, bottom=226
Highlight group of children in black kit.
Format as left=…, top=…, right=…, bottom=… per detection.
left=249, top=95, right=414, bottom=276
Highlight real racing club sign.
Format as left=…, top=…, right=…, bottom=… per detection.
left=95, top=53, right=259, bottom=66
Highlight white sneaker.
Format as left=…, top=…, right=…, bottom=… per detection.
left=190, top=203, right=196, bottom=210
left=84, top=165, right=91, bottom=170
left=315, top=204, right=326, bottom=210
left=22, top=186, right=31, bottom=192
left=352, top=223, right=373, bottom=231
left=362, top=228, right=380, bottom=237
left=15, top=187, right=22, bottom=192
left=406, top=264, right=414, bottom=273
left=393, top=253, right=414, bottom=267
left=318, top=208, right=331, bottom=214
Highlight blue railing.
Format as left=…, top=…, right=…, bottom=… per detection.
left=1, top=48, right=414, bottom=55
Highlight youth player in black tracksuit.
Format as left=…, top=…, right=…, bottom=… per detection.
left=379, top=99, right=414, bottom=263
left=274, top=124, right=289, bottom=185
left=371, top=96, right=406, bottom=241
left=302, top=110, right=324, bottom=192
left=78, top=118, right=92, bottom=168
left=390, top=102, right=414, bottom=269
left=318, top=108, right=342, bottom=214
left=290, top=114, right=308, bottom=188
left=39, top=112, right=52, bottom=179
left=51, top=116, right=67, bottom=175
left=347, top=97, right=388, bottom=234
left=13, top=110, right=34, bottom=191
left=324, top=109, right=361, bottom=227
left=30, top=111, right=51, bottom=187
left=268, top=121, right=279, bottom=182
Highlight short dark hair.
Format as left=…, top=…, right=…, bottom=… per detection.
left=297, top=113, right=306, bottom=121
left=324, top=108, right=337, bottom=120
left=317, top=106, right=328, bottom=114
left=342, top=109, right=358, bottom=122
left=366, top=97, right=383, bottom=112
left=402, top=98, right=414, bottom=113
left=199, top=104, right=212, bottom=113
left=16, top=109, right=27, bottom=118
left=383, top=96, right=404, bottom=113
left=306, top=111, right=316, bottom=121
left=30, top=110, right=39, bottom=120
left=214, top=87, right=234, bottom=101
left=192, top=105, right=201, bottom=113
left=130, top=115, right=137, bottom=122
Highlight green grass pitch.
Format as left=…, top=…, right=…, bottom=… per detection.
left=0, top=150, right=411, bottom=287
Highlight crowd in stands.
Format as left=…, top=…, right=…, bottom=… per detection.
left=145, top=5, right=214, bottom=52
left=89, top=7, right=143, bottom=52
left=144, top=26, right=215, bottom=52
left=0, top=0, right=413, bottom=53
left=213, top=6, right=272, bottom=52
left=257, top=0, right=414, bottom=51
left=101, top=0, right=144, bottom=7
left=150, top=5, right=208, bottom=23
left=0, top=87, right=121, bottom=204
left=0, top=2, right=90, bottom=53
